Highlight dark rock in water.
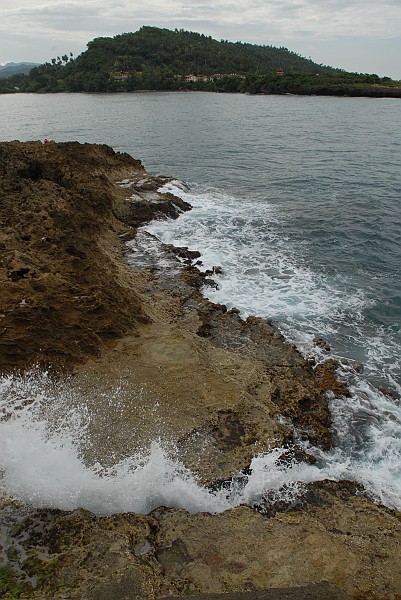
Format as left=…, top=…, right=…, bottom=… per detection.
left=339, top=358, right=364, bottom=373
left=275, top=445, right=317, bottom=467
left=177, top=247, right=202, bottom=261
left=313, top=336, right=331, bottom=352
left=167, top=245, right=202, bottom=263
left=203, top=277, right=219, bottom=289
left=254, top=479, right=366, bottom=517
left=377, top=385, right=399, bottom=400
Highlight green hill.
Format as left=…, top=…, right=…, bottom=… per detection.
left=0, top=26, right=335, bottom=93
left=78, top=26, right=333, bottom=77
left=0, top=26, right=399, bottom=96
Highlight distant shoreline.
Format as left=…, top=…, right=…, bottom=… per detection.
left=2, top=88, right=401, bottom=99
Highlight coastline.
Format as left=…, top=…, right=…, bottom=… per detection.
left=2, top=87, right=401, bottom=98
left=1, top=141, right=401, bottom=599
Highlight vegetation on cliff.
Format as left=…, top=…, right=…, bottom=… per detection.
left=1, top=26, right=399, bottom=96
left=225, top=70, right=401, bottom=97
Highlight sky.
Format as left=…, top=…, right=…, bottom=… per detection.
left=0, top=0, right=400, bottom=79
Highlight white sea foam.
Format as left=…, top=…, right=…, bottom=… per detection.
left=147, top=182, right=401, bottom=392
left=0, top=371, right=307, bottom=516
left=1, top=370, right=401, bottom=516
left=0, top=372, right=228, bottom=515
left=148, top=182, right=370, bottom=322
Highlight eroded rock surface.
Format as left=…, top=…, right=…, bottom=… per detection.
left=1, top=488, right=401, bottom=599
left=0, top=141, right=189, bottom=368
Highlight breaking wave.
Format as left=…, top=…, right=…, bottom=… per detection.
left=1, top=370, right=401, bottom=516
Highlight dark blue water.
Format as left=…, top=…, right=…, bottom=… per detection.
left=1, top=91, right=401, bottom=509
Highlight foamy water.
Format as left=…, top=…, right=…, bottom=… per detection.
left=1, top=365, right=401, bottom=515
left=147, top=181, right=401, bottom=392
left=0, top=371, right=309, bottom=515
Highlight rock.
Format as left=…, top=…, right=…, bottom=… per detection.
left=0, top=141, right=189, bottom=370
left=1, top=488, right=401, bottom=599
left=162, top=583, right=352, bottom=599
left=169, top=246, right=202, bottom=263
left=313, top=337, right=331, bottom=352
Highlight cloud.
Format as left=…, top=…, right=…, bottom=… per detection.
left=2, top=0, right=401, bottom=41
left=178, top=0, right=401, bottom=39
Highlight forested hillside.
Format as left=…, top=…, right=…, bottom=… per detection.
left=78, top=25, right=331, bottom=77
left=0, top=26, right=399, bottom=96
left=0, top=26, right=334, bottom=93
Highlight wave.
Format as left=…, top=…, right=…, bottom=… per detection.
left=1, top=368, right=401, bottom=516
left=0, top=371, right=312, bottom=515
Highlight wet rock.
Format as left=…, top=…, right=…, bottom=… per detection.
left=254, top=480, right=365, bottom=517
left=168, top=245, right=202, bottom=263
left=313, top=336, right=331, bottom=352
left=352, top=361, right=364, bottom=373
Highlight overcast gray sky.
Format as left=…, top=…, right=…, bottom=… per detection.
left=1, top=0, right=400, bottom=78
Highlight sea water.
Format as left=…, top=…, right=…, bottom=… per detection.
left=0, top=92, right=400, bottom=513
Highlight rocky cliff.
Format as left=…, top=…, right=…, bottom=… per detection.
left=0, top=142, right=400, bottom=600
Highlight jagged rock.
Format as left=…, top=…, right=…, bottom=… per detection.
left=313, top=336, right=331, bottom=352
left=1, top=488, right=401, bottom=599
left=0, top=141, right=187, bottom=369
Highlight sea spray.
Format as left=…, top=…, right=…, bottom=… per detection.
left=0, top=370, right=324, bottom=515
left=0, top=371, right=227, bottom=515
left=2, top=369, right=401, bottom=515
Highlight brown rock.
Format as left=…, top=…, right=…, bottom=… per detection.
left=0, top=141, right=188, bottom=370
left=1, top=487, right=400, bottom=600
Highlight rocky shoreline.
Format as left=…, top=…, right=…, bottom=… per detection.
left=1, top=141, right=400, bottom=599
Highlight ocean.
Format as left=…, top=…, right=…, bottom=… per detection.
left=1, top=91, right=400, bottom=513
